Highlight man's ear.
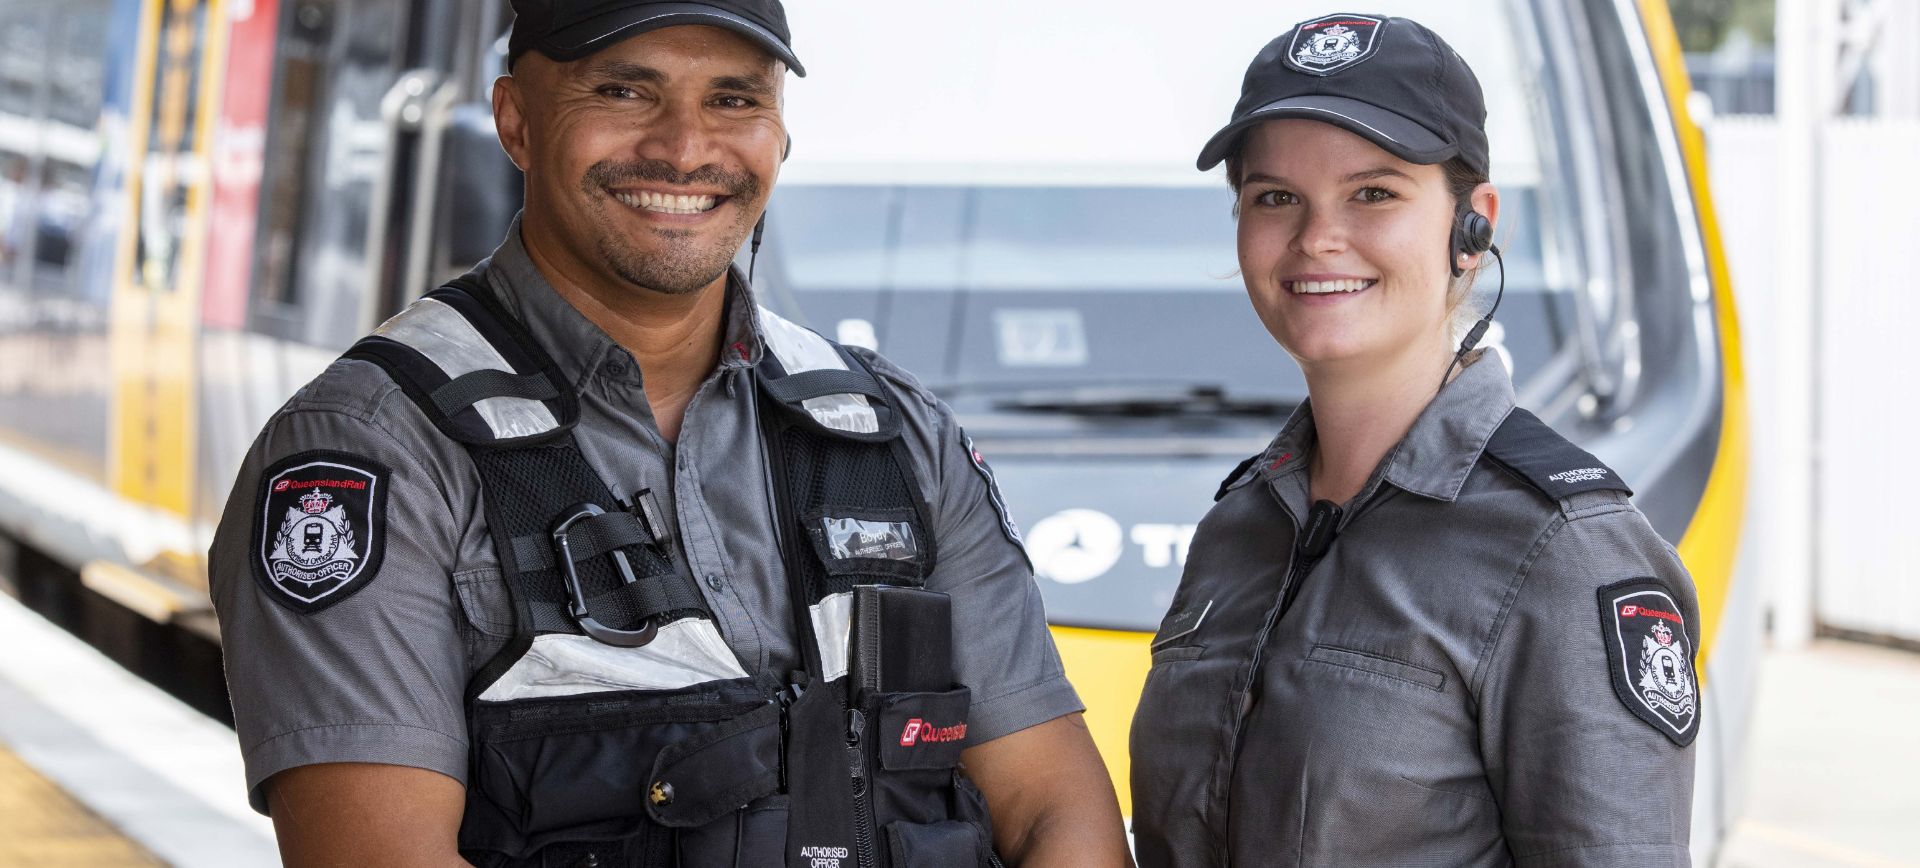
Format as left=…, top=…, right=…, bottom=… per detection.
left=492, top=74, right=531, bottom=172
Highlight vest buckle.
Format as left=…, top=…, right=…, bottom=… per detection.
left=551, top=503, right=660, bottom=648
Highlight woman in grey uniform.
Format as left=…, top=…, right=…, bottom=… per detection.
left=1129, top=12, right=1701, bottom=867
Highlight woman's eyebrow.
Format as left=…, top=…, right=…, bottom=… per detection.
left=1344, top=167, right=1414, bottom=183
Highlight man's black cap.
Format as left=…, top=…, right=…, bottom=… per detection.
left=509, top=0, right=804, bottom=76
left=1197, top=13, right=1485, bottom=175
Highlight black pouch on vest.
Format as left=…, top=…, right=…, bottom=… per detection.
left=458, top=676, right=786, bottom=867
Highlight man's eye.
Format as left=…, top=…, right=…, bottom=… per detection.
left=599, top=85, right=640, bottom=100
left=1356, top=186, right=1397, bottom=203
left=712, top=95, right=755, bottom=109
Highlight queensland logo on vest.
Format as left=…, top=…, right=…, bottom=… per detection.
left=1597, top=579, right=1699, bottom=746
left=253, top=453, right=389, bottom=614
left=899, top=717, right=967, bottom=747
left=1286, top=13, right=1386, bottom=76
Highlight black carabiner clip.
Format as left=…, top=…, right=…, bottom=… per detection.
left=552, top=503, right=659, bottom=648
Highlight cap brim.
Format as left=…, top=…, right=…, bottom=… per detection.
left=1196, top=95, right=1454, bottom=171
left=541, top=3, right=805, bottom=76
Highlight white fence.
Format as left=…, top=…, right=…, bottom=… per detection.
left=1705, top=117, right=1920, bottom=645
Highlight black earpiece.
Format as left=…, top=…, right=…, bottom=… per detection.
left=1449, top=209, right=1494, bottom=277
left=749, top=212, right=768, bottom=283
left=1441, top=207, right=1504, bottom=389
left=783, top=134, right=793, bottom=162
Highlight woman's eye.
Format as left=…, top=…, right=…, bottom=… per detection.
left=1253, top=190, right=1296, bottom=207
left=1356, top=186, right=1397, bottom=203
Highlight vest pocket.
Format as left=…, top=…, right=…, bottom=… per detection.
left=875, top=687, right=972, bottom=772
left=459, top=678, right=777, bottom=865
left=885, top=819, right=994, bottom=868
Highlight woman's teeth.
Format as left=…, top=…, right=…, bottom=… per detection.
left=613, top=190, right=720, bottom=214
left=1288, top=279, right=1373, bottom=294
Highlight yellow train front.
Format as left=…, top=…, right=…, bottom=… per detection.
left=0, top=0, right=1753, bottom=861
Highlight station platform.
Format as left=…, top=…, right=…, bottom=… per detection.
left=0, top=741, right=164, bottom=866
left=0, top=591, right=279, bottom=868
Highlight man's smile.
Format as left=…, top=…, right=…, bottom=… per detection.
left=606, top=186, right=728, bottom=216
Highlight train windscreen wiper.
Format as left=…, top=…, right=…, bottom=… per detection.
left=987, top=384, right=1293, bottom=418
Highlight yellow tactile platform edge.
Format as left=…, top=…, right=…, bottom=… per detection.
left=0, top=739, right=167, bottom=867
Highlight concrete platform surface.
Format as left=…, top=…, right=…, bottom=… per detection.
left=1719, top=640, right=1920, bottom=867
left=0, top=592, right=280, bottom=868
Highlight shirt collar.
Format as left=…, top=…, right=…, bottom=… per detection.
left=1259, top=353, right=1516, bottom=504
left=477, top=214, right=768, bottom=384
left=1383, top=354, right=1517, bottom=501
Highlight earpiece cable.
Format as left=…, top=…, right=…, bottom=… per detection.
left=1441, top=243, right=1505, bottom=390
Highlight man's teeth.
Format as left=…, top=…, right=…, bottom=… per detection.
left=614, top=190, right=720, bottom=214
left=1291, top=279, right=1372, bottom=294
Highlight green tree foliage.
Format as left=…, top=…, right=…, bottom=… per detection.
left=1667, top=0, right=1775, bottom=50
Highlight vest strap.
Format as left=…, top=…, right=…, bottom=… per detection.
left=433, top=368, right=562, bottom=418
left=761, top=368, right=887, bottom=405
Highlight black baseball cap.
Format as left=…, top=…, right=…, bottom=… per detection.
left=509, top=0, right=804, bottom=76
left=1197, top=13, right=1486, bottom=175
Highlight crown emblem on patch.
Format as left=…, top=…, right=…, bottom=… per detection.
left=299, top=489, right=333, bottom=514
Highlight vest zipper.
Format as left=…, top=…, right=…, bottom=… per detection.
left=1216, top=499, right=1341, bottom=866
left=847, top=707, right=877, bottom=868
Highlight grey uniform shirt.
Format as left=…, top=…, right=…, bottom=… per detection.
left=209, top=220, right=1081, bottom=813
left=1130, top=356, right=1699, bottom=867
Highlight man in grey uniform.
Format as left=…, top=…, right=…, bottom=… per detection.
left=208, top=1, right=1130, bottom=865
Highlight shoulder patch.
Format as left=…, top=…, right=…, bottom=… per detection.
left=1482, top=408, right=1632, bottom=502
left=960, top=429, right=1029, bottom=563
left=1597, top=578, right=1700, bottom=746
left=251, top=451, right=390, bottom=614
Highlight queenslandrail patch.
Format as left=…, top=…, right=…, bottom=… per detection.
left=251, top=451, right=389, bottom=614
left=1597, top=578, right=1700, bottom=746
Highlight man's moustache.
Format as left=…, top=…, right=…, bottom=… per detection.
left=583, top=160, right=759, bottom=198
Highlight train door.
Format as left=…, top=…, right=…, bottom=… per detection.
left=109, top=0, right=231, bottom=590
left=246, top=0, right=435, bottom=350
left=196, top=0, right=516, bottom=538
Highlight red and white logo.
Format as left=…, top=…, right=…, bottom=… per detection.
left=900, top=718, right=967, bottom=747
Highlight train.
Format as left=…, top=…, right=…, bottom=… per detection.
left=0, top=0, right=1755, bottom=861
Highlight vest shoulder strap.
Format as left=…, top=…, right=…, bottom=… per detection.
left=753, top=305, right=897, bottom=440
left=1481, top=407, right=1634, bottom=503
left=344, top=274, right=578, bottom=446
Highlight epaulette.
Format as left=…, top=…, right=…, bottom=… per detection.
left=1214, top=452, right=1263, bottom=502
left=1480, top=408, right=1632, bottom=502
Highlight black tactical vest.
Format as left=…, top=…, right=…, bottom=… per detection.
left=345, top=274, right=1001, bottom=868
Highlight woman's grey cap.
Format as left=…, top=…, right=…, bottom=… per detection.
left=1197, top=12, right=1486, bottom=174
left=509, top=0, right=804, bottom=76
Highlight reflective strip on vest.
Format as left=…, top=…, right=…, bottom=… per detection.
left=809, top=591, right=853, bottom=683
left=758, top=307, right=879, bottom=434
left=373, top=297, right=562, bottom=438
left=476, top=617, right=749, bottom=702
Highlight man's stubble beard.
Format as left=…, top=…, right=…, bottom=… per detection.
left=579, top=159, right=765, bottom=296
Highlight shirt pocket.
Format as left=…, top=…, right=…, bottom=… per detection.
left=1305, top=644, right=1445, bottom=692
left=453, top=567, right=513, bottom=666
left=1150, top=644, right=1206, bottom=665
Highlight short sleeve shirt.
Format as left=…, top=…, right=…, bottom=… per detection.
left=1129, top=355, right=1700, bottom=867
left=208, top=218, right=1082, bottom=813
